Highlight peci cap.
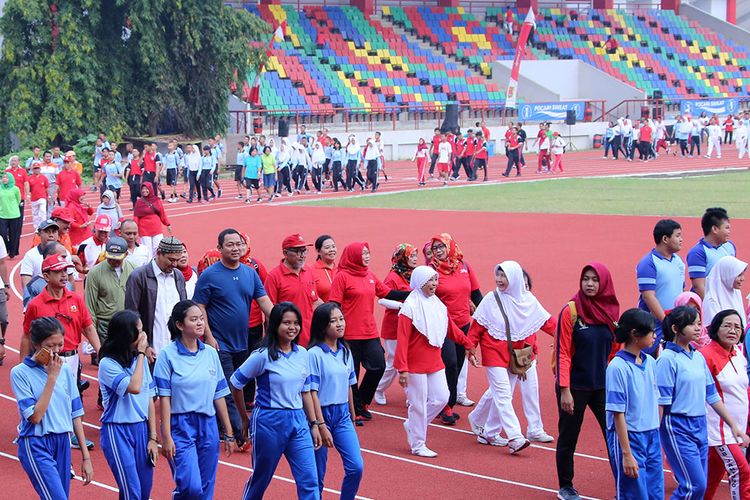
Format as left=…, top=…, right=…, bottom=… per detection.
left=281, top=233, right=313, bottom=250
left=42, top=254, right=73, bottom=272
left=37, top=219, right=60, bottom=232
left=50, top=207, right=74, bottom=223
left=158, top=236, right=184, bottom=254
left=104, top=236, right=128, bottom=260
left=94, top=214, right=112, bottom=232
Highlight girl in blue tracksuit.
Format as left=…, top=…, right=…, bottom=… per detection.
left=308, top=303, right=364, bottom=500
left=657, top=306, right=749, bottom=500
left=230, top=302, right=322, bottom=500
left=605, top=308, right=663, bottom=499
left=331, top=139, right=346, bottom=192
left=98, top=310, right=158, bottom=500
left=154, top=300, right=235, bottom=500
left=11, top=316, right=94, bottom=499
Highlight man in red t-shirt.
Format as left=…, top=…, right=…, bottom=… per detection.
left=638, top=119, right=653, bottom=161
left=474, top=131, right=489, bottom=181
left=264, top=234, right=322, bottom=346
left=475, top=121, right=491, bottom=142
left=142, top=144, right=158, bottom=186
left=429, top=128, right=442, bottom=177
left=27, top=164, right=50, bottom=230
left=502, top=128, right=521, bottom=177
left=462, top=130, right=477, bottom=181
left=56, top=157, right=82, bottom=205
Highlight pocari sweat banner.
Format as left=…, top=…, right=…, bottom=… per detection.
left=518, top=102, right=585, bottom=122
left=680, top=98, right=738, bottom=116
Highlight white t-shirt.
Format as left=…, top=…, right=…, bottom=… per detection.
left=437, top=142, right=452, bottom=163
left=80, top=237, right=106, bottom=269
left=125, top=244, right=150, bottom=268
left=20, top=244, right=74, bottom=281
left=0, top=238, right=7, bottom=287
left=707, top=124, right=721, bottom=139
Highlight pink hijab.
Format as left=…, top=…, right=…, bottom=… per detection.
left=674, top=291, right=709, bottom=349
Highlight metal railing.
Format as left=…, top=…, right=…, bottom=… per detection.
left=603, top=97, right=750, bottom=123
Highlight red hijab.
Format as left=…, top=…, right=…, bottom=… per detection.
left=338, top=242, right=369, bottom=277
left=239, top=232, right=253, bottom=266
left=430, top=233, right=464, bottom=274
left=65, top=188, right=89, bottom=223
left=417, top=138, right=428, bottom=151
left=572, top=262, right=619, bottom=331
left=179, top=244, right=193, bottom=282
left=133, top=182, right=163, bottom=218
left=197, top=249, right=221, bottom=275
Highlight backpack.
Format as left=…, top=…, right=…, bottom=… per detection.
left=551, top=301, right=577, bottom=375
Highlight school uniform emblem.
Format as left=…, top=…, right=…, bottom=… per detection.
left=70, top=305, right=78, bottom=313
left=369, top=279, right=374, bottom=284
left=209, top=367, right=216, bottom=377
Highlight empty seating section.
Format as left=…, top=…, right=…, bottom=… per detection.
left=529, top=8, right=750, bottom=99
left=239, top=4, right=505, bottom=114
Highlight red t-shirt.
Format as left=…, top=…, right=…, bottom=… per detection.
left=129, top=159, right=142, bottom=176
left=506, top=134, right=519, bottom=149
left=394, top=315, right=473, bottom=374
left=247, top=258, right=267, bottom=328
left=434, top=262, right=480, bottom=327
left=7, top=167, right=27, bottom=191
left=312, top=260, right=337, bottom=303
left=264, top=263, right=319, bottom=346
left=28, top=174, right=50, bottom=201
left=463, top=138, right=476, bottom=157
left=380, top=270, right=410, bottom=341
left=431, top=134, right=442, bottom=155
left=24, top=288, right=93, bottom=352
left=142, top=152, right=157, bottom=173
left=467, top=317, right=556, bottom=368
left=505, top=10, right=513, bottom=22
left=56, top=170, right=82, bottom=203
left=639, top=125, right=653, bottom=143
left=329, top=270, right=391, bottom=340
left=474, top=139, right=488, bottom=160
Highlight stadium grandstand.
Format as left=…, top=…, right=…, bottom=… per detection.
left=226, top=0, right=749, bottom=134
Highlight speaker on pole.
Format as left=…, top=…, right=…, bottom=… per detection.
left=441, top=103, right=459, bottom=133
left=278, top=118, right=289, bottom=138
left=565, top=109, right=577, bottom=125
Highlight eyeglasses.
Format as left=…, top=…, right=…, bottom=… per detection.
left=432, top=243, right=446, bottom=251
left=720, top=323, right=743, bottom=332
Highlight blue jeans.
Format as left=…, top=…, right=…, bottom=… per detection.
left=218, top=349, right=249, bottom=445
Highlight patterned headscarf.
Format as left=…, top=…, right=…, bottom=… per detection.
left=391, top=243, right=418, bottom=281
left=430, top=233, right=464, bottom=274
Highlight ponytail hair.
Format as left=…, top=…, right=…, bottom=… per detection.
left=29, top=317, right=64, bottom=346
left=662, top=306, right=698, bottom=343
left=168, top=299, right=199, bottom=341
left=614, top=308, right=655, bottom=344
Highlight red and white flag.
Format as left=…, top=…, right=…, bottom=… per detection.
left=505, top=8, right=536, bottom=109
left=273, top=21, right=287, bottom=43
left=247, top=22, right=287, bottom=107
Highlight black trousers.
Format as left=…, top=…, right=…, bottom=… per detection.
left=679, top=138, right=689, bottom=156
left=555, top=387, right=607, bottom=489
left=610, top=136, right=621, bottom=159
left=322, top=158, right=331, bottom=179
left=429, top=153, right=439, bottom=174
left=293, top=165, right=308, bottom=191
left=504, top=149, right=520, bottom=175
left=8, top=211, right=22, bottom=258
left=442, top=323, right=469, bottom=408
left=332, top=161, right=346, bottom=191
left=724, top=130, right=733, bottom=144
left=200, top=172, right=214, bottom=199
left=348, top=338, right=385, bottom=412
left=188, top=171, right=201, bottom=201
left=690, top=135, right=701, bottom=156
left=277, top=167, right=292, bottom=194
left=346, top=160, right=364, bottom=190
left=128, top=174, right=141, bottom=207
left=366, top=159, right=379, bottom=191
left=311, top=167, right=322, bottom=192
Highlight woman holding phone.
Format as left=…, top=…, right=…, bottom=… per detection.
left=10, top=316, right=94, bottom=498
left=98, top=310, right=159, bottom=500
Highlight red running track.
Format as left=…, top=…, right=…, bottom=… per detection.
left=0, top=148, right=746, bottom=498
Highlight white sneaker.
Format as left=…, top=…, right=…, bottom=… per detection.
left=373, top=391, right=386, bottom=405
left=477, top=434, right=508, bottom=447
left=456, top=395, right=475, bottom=406
left=411, top=446, right=438, bottom=458
left=527, top=431, right=555, bottom=443
left=403, top=421, right=412, bottom=449
left=509, top=437, right=531, bottom=454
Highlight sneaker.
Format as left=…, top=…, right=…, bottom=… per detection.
left=528, top=431, right=554, bottom=443
left=354, top=416, right=365, bottom=426
left=468, top=416, right=484, bottom=437
left=411, top=446, right=438, bottom=458
left=403, top=420, right=412, bottom=448
left=557, top=486, right=582, bottom=500
left=235, top=195, right=243, bottom=200
left=456, top=395, right=475, bottom=407
left=217, top=189, right=223, bottom=198
left=373, top=391, right=387, bottom=405
left=359, top=405, right=373, bottom=420
left=438, top=409, right=457, bottom=426
left=509, top=437, right=531, bottom=454
left=71, top=435, right=94, bottom=450
left=477, top=434, right=509, bottom=447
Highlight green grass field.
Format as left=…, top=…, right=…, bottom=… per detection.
left=299, top=171, right=750, bottom=217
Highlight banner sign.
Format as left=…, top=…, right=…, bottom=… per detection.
left=680, top=98, right=738, bottom=116
left=518, top=101, right=585, bottom=122
left=504, top=8, right=536, bottom=109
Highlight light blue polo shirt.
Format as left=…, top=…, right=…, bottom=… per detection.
left=686, top=238, right=737, bottom=279
left=308, top=342, right=356, bottom=407
left=164, top=151, right=181, bottom=171
left=153, top=340, right=229, bottom=416
left=656, top=342, right=720, bottom=416
left=605, top=350, right=660, bottom=432
left=230, top=345, right=311, bottom=410
left=98, top=356, right=157, bottom=424
left=11, top=357, right=84, bottom=437
left=103, top=162, right=123, bottom=189
left=637, top=249, right=686, bottom=311
left=199, top=155, right=215, bottom=174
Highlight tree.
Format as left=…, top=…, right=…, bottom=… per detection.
left=0, top=0, right=267, bottom=155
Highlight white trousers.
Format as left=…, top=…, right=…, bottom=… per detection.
left=405, top=369, right=449, bottom=452
left=31, top=199, right=47, bottom=229
left=707, top=137, right=722, bottom=157
left=457, top=360, right=469, bottom=399
left=737, top=138, right=748, bottom=159
left=469, top=361, right=544, bottom=440
left=141, top=234, right=163, bottom=260
left=376, top=339, right=398, bottom=395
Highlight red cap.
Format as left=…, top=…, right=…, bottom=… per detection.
left=94, top=214, right=112, bottom=232
left=42, top=255, right=73, bottom=272
left=281, top=234, right=312, bottom=250
left=50, top=207, right=73, bottom=223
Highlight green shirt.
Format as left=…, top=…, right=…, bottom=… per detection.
left=261, top=154, right=276, bottom=175
left=84, top=259, right=135, bottom=324
left=0, top=175, right=20, bottom=220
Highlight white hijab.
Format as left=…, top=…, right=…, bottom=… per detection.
left=312, top=143, right=325, bottom=165
left=399, top=266, right=448, bottom=348
left=472, top=260, right=550, bottom=342
left=703, top=255, right=747, bottom=326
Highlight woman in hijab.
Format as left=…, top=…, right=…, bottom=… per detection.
left=96, top=190, right=123, bottom=232
left=345, top=135, right=364, bottom=191
left=177, top=244, right=197, bottom=299
left=430, top=233, right=482, bottom=424
left=394, top=266, right=477, bottom=457
left=311, top=141, right=325, bottom=194
left=674, top=291, right=709, bottom=349
left=329, top=242, right=409, bottom=424
left=412, top=138, right=429, bottom=186
left=133, top=182, right=171, bottom=259
left=66, top=188, right=95, bottom=246
left=0, top=173, right=21, bottom=256
left=554, top=263, right=620, bottom=500
left=275, top=139, right=293, bottom=197
left=467, top=260, right=556, bottom=454
left=703, top=256, right=747, bottom=327
left=422, top=241, right=432, bottom=266
left=375, top=243, right=419, bottom=406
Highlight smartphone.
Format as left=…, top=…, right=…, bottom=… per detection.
left=148, top=450, right=156, bottom=467
left=35, top=348, right=52, bottom=366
